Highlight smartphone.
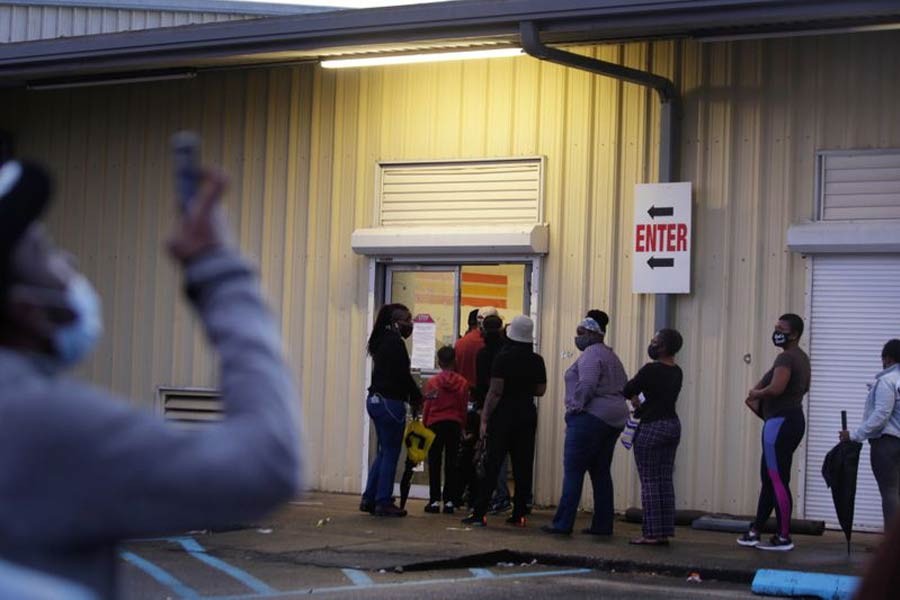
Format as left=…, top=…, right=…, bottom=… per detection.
left=170, top=131, right=201, bottom=214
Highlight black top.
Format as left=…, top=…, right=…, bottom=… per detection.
left=759, top=346, right=811, bottom=420
left=623, top=362, right=682, bottom=422
left=368, top=330, right=422, bottom=404
left=474, top=340, right=504, bottom=409
left=490, top=341, right=547, bottom=416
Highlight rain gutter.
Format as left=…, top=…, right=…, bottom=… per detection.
left=520, top=21, right=678, bottom=331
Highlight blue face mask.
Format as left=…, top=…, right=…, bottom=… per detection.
left=51, top=275, right=103, bottom=367
left=575, top=334, right=594, bottom=351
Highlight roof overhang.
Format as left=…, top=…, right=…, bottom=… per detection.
left=2, top=0, right=900, bottom=86
left=351, top=224, right=550, bottom=256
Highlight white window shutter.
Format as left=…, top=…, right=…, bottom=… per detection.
left=377, top=158, right=543, bottom=226
left=820, top=151, right=900, bottom=220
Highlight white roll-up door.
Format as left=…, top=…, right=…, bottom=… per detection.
left=804, top=254, right=900, bottom=531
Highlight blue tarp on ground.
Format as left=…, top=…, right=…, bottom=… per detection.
left=752, top=569, right=859, bottom=600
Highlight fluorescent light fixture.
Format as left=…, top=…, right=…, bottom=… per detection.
left=321, top=47, right=523, bottom=69
left=27, top=71, right=196, bottom=91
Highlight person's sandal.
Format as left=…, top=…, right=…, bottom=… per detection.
left=629, top=536, right=669, bottom=546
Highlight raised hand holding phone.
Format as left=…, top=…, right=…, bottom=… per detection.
left=167, top=132, right=232, bottom=263
left=171, top=130, right=201, bottom=215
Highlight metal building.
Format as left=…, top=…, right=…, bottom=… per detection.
left=0, top=0, right=334, bottom=44
left=1, top=0, right=899, bottom=532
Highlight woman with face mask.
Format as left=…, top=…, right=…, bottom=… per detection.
left=361, top=303, right=422, bottom=517
left=541, top=316, right=628, bottom=536
left=622, top=328, right=684, bottom=546
left=737, top=313, right=811, bottom=552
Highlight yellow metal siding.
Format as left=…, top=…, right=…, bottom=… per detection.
left=3, top=31, right=900, bottom=512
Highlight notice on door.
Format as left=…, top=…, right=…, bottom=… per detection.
left=632, top=182, right=692, bottom=294
left=410, top=314, right=437, bottom=371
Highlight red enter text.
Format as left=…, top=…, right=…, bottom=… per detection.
left=635, top=223, right=688, bottom=252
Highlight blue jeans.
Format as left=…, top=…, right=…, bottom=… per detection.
left=362, top=394, right=406, bottom=506
left=551, top=412, right=621, bottom=533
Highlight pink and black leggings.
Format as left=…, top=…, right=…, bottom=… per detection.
left=753, top=407, right=805, bottom=538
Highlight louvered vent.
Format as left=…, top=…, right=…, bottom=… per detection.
left=819, top=150, right=900, bottom=220
left=377, top=158, right=543, bottom=226
left=158, top=388, right=222, bottom=429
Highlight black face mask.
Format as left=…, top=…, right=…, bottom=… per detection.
left=772, top=331, right=788, bottom=347
left=397, top=322, right=413, bottom=339
left=647, top=344, right=662, bottom=360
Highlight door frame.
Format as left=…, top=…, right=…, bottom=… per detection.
left=359, top=255, right=543, bottom=496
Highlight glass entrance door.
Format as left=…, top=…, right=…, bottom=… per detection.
left=370, top=262, right=532, bottom=504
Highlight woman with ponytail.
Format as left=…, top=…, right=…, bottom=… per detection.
left=360, top=303, right=422, bottom=517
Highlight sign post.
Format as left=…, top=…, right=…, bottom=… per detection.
left=632, top=182, right=692, bottom=294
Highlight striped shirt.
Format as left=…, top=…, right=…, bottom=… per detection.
left=564, top=342, right=629, bottom=429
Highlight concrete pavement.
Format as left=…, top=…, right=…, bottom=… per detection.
left=120, top=491, right=881, bottom=598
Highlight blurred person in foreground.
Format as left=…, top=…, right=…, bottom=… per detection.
left=0, top=160, right=303, bottom=598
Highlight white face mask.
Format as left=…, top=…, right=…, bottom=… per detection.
left=53, top=275, right=103, bottom=367
left=13, top=274, right=103, bottom=367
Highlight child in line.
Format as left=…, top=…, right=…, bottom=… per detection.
left=422, top=346, right=470, bottom=514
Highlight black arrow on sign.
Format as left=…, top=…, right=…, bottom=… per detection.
left=647, top=205, right=674, bottom=219
left=647, top=256, right=675, bottom=269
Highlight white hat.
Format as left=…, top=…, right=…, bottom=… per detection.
left=477, top=306, right=499, bottom=321
left=506, top=315, right=534, bottom=344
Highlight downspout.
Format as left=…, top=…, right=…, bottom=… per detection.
left=520, top=21, right=679, bottom=332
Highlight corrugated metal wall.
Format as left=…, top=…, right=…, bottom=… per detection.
left=3, top=30, right=899, bottom=513
left=0, top=3, right=255, bottom=43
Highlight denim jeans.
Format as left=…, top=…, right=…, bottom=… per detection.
left=870, top=434, right=900, bottom=526
left=362, top=394, right=406, bottom=506
left=551, top=411, right=621, bottom=533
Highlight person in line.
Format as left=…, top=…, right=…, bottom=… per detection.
left=459, top=315, right=504, bottom=509
left=454, top=308, right=482, bottom=389
left=361, top=303, right=421, bottom=517
left=541, top=317, right=627, bottom=536
left=738, top=313, right=811, bottom=551
left=422, top=346, right=469, bottom=515
left=474, top=314, right=513, bottom=514
left=623, top=329, right=684, bottom=545
left=0, top=161, right=303, bottom=599
left=463, top=315, right=546, bottom=527
left=453, top=308, right=484, bottom=508
left=840, top=339, right=900, bottom=525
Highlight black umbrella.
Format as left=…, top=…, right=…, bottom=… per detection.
left=399, top=458, right=417, bottom=510
left=822, top=411, right=863, bottom=555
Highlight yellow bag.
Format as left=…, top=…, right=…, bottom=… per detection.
left=404, top=419, right=435, bottom=464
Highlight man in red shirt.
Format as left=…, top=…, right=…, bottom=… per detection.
left=454, top=308, right=484, bottom=388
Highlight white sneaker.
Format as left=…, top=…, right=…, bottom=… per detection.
left=424, top=501, right=441, bottom=513
left=442, top=502, right=455, bottom=514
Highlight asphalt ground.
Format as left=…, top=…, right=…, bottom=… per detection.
left=118, top=492, right=881, bottom=599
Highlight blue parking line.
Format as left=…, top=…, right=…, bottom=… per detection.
left=341, top=568, right=374, bottom=586
left=167, top=537, right=277, bottom=596
left=469, top=568, right=495, bottom=578
left=205, top=567, right=594, bottom=599
left=120, top=551, right=199, bottom=599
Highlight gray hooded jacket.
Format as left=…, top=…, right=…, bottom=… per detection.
left=0, top=248, right=303, bottom=599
